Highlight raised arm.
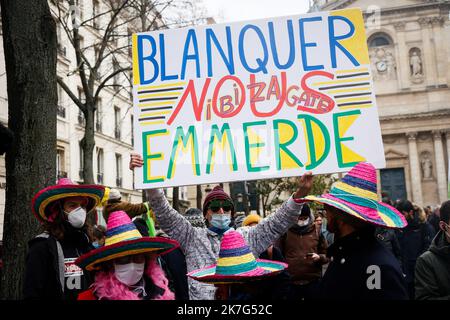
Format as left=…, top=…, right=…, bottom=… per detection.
left=244, top=172, right=314, bottom=256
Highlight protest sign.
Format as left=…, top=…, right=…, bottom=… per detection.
left=132, top=8, right=385, bottom=189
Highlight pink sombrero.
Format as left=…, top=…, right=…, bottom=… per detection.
left=302, top=162, right=407, bottom=229
left=75, top=210, right=179, bottom=271
left=31, top=178, right=108, bottom=223
left=188, top=231, right=287, bottom=284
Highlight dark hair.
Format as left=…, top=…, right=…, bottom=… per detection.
left=439, top=200, right=450, bottom=223
left=395, top=199, right=414, bottom=213
left=300, top=204, right=311, bottom=217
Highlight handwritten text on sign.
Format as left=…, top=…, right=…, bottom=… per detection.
left=132, top=8, right=385, bottom=189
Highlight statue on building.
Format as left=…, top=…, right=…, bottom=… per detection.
left=420, top=153, right=433, bottom=179
left=409, top=48, right=424, bottom=83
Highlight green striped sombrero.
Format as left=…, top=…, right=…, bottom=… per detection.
left=31, top=178, right=108, bottom=223
left=75, top=210, right=179, bottom=271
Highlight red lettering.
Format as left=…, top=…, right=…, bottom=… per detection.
left=249, top=72, right=287, bottom=117
left=212, top=76, right=246, bottom=118
left=297, top=71, right=335, bottom=114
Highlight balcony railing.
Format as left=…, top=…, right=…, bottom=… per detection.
left=57, top=105, right=66, bottom=118
left=116, top=177, right=122, bottom=188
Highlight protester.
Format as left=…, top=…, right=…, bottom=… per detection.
left=187, top=230, right=288, bottom=300
left=184, top=208, right=206, bottom=228
left=300, top=162, right=409, bottom=299
left=75, top=211, right=179, bottom=300
left=24, top=178, right=107, bottom=300
left=415, top=200, right=450, bottom=300
left=103, top=188, right=149, bottom=219
left=314, top=214, right=323, bottom=229
left=396, top=199, right=435, bottom=299
left=427, top=207, right=441, bottom=233
left=375, top=226, right=402, bottom=264
left=89, top=225, right=106, bottom=249
left=134, top=217, right=190, bottom=300
left=277, top=204, right=328, bottom=300
left=130, top=153, right=312, bottom=300
left=242, top=213, right=291, bottom=299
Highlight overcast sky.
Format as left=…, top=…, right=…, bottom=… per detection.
left=202, top=0, right=311, bottom=23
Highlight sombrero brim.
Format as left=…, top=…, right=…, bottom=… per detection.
left=75, top=237, right=179, bottom=271
left=187, top=259, right=287, bottom=284
left=32, top=184, right=107, bottom=223
left=303, top=194, right=407, bottom=229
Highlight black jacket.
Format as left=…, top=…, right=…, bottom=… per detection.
left=415, top=230, right=450, bottom=300
left=317, top=228, right=409, bottom=300
left=23, top=229, right=93, bottom=300
left=397, top=222, right=435, bottom=284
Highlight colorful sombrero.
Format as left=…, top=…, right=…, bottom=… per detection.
left=302, top=162, right=407, bottom=229
left=188, top=231, right=287, bottom=284
left=75, top=210, right=179, bottom=271
left=31, top=178, right=108, bottom=223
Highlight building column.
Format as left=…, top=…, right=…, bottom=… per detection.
left=394, top=22, right=410, bottom=90
left=431, top=17, right=446, bottom=85
left=418, top=17, right=438, bottom=87
left=433, top=131, right=447, bottom=204
left=444, top=131, right=450, bottom=199
left=407, top=132, right=423, bottom=205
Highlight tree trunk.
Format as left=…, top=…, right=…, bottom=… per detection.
left=196, top=185, right=202, bottom=210
left=0, top=0, right=57, bottom=299
left=81, top=106, right=95, bottom=184
left=172, top=187, right=180, bottom=212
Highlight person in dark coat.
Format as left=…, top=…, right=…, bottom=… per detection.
left=299, top=162, right=409, bottom=300
left=133, top=217, right=190, bottom=300
left=277, top=205, right=329, bottom=300
left=375, top=227, right=402, bottom=264
left=24, top=178, right=107, bottom=300
left=415, top=200, right=450, bottom=300
left=395, top=200, right=435, bottom=299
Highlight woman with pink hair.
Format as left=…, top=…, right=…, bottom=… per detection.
left=75, top=210, right=179, bottom=300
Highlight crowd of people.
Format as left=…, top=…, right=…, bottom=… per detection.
left=19, top=155, right=449, bottom=300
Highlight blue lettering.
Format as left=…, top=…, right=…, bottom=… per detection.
left=138, top=35, right=159, bottom=85
left=238, top=24, right=269, bottom=74
left=180, top=29, right=201, bottom=80
left=268, top=20, right=295, bottom=69
left=206, top=27, right=235, bottom=77
left=159, top=34, right=178, bottom=81
left=299, top=17, right=324, bottom=71
left=328, top=16, right=359, bottom=68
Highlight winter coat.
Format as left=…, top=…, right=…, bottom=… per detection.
left=23, top=228, right=93, bottom=300
left=277, top=220, right=328, bottom=284
left=397, top=222, right=435, bottom=285
left=317, top=228, right=409, bottom=300
left=415, top=230, right=450, bottom=300
left=375, top=227, right=402, bottom=262
left=146, top=188, right=304, bottom=300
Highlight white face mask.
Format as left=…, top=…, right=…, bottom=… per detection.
left=66, top=207, right=86, bottom=229
left=297, top=217, right=310, bottom=227
left=114, top=262, right=145, bottom=287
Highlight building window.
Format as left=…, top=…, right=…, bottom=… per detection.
left=368, top=33, right=393, bottom=48
left=114, top=106, right=121, bottom=140
left=113, top=59, right=120, bottom=87
left=95, top=98, right=102, bottom=132
left=57, top=81, right=66, bottom=118
left=56, top=148, right=67, bottom=179
left=78, top=87, right=86, bottom=125
left=92, top=0, right=99, bottom=29
left=79, top=141, right=84, bottom=180
left=115, top=153, right=122, bottom=187
left=96, top=147, right=104, bottom=184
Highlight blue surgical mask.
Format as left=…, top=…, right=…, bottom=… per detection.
left=210, top=213, right=231, bottom=230
left=92, top=241, right=100, bottom=249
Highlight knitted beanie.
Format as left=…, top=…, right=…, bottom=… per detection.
left=202, top=186, right=234, bottom=216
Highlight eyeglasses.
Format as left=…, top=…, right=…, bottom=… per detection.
left=114, top=254, right=146, bottom=265
left=209, top=200, right=233, bottom=213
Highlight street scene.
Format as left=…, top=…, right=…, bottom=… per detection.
left=0, top=0, right=449, bottom=303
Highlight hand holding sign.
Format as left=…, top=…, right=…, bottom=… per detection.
left=293, top=171, right=314, bottom=199
left=130, top=153, right=144, bottom=170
